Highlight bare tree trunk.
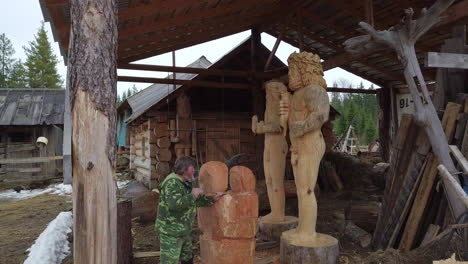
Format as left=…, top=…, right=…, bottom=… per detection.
left=343, top=0, right=466, bottom=221
left=68, top=0, right=118, bottom=263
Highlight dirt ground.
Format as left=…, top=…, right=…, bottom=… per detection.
left=0, top=194, right=72, bottom=264
left=130, top=190, right=377, bottom=264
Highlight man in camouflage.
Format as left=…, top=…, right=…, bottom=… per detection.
left=156, top=156, right=223, bottom=264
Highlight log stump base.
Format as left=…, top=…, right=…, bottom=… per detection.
left=280, top=233, right=339, bottom=264
left=257, top=216, right=298, bottom=242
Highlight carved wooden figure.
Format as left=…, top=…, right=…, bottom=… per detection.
left=198, top=163, right=258, bottom=264
left=252, top=81, right=289, bottom=223
left=279, top=52, right=338, bottom=263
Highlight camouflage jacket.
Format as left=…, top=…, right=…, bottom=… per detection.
left=155, top=172, right=214, bottom=237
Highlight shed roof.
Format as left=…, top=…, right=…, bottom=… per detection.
left=0, top=89, right=65, bottom=126
left=122, top=36, right=286, bottom=123
left=126, top=56, right=212, bottom=122
left=40, top=0, right=468, bottom=87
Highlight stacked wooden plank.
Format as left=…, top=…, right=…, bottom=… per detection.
left=372, top=101, right=465, bottom=251
left=372, top=114, right=430, bottom=249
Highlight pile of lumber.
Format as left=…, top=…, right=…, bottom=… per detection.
left=130, top=114, right=171, bottom=189
left=372, top=100, right=468, bottom=251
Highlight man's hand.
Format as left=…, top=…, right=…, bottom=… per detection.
left=213, top=192, right=226, bottom=202
left=191, top=187, right=204, bottom=198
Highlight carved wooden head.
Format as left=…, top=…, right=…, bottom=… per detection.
left=199, top=161, right=228, bottom=193
left=229, top=166, right=256, bottom=193
left=265, top=81, right=287, bottom=103
left=287, top=52, right=326, bottom=91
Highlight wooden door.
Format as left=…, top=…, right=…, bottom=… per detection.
left=205, top=127, right=240, bottom=162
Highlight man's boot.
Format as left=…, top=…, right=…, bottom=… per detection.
left=181, top=258, right=193, bottom=264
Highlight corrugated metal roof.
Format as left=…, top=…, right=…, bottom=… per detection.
left=0, top=89, right=65, bottom=126
left=126, top=55, right=212, bottom=122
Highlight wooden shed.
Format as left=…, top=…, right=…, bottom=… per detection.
left=0, top=89, right=64, bottom=182
left=121, top=38, right=286, bottom=189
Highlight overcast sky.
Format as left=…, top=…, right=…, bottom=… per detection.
left=1, top=0, right=376, bottom=96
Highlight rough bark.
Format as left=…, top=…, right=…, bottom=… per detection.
left=68, top=0, right=118, bottom=263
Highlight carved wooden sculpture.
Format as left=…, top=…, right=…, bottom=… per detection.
left=198, top=163, right=258, bottom=264
left=343, top=0, right=465, bottom=222
left=175, top=93, right=192, bottom=158
left=279, top=52, right=338, bottom=263
left=252, top=81, right=289, bottom=223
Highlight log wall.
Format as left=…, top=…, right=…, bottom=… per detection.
left=129, top=111, right=258, bottom=187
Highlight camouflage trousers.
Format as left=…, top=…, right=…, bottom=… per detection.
left=159, top=233, right=192, bottom=264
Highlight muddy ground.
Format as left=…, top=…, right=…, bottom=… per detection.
left=0, top=194, right=72, bottom=264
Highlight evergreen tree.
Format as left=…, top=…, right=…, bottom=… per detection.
left=330, top=79, right=379, bottom=144
left=131, top=84, right=138, bottom=95
left=0, top=33, right=15, bottom=88
left=24, top=22, right=62, bottom=88
left=8, top=60, right=28, bottom=88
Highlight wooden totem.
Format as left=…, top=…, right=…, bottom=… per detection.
left=198, top=162, right=258, bottom=264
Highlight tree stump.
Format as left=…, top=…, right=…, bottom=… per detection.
left=280, top=235, right=339, bottom=264
left=257, top=216, right=298, bottom=242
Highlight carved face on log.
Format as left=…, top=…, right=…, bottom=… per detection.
left=287, top=52, right=326, bottom=91
left=229, top=166, right=256, bottom=193
left=265, top=81, right=287, bottom=103
left=199, top=161, right=228, bottom=193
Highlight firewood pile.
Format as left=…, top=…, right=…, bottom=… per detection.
left=372, top=100, right=468, bottom=258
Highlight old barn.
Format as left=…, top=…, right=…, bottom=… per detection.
left=0, top=88, right=64, bottom=183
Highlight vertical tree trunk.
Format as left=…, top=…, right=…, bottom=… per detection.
left=68, top=0, right=118, bottom=263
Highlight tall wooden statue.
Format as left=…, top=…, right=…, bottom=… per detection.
left=253, top=81, right=298, bottom=241
left=279, top=52, right=338, bottom=263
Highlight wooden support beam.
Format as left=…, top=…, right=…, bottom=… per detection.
left=264, top=29, right=284, bottom=71
left=0, top=156, right=63, bottom=164
left=69, top=0, right=118, bottom=263
left=117, top=76, right=252, bottom=89
left=364, top=0, right=374, bottom=26
left=326, top=87, right=379, bottom=94
left=425, top=52, right=468, bottom=69
left=118, top=63, right=284, bottom=79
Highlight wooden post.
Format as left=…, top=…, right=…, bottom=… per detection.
left=364, top=0, right=374, bottom=27
left=68, top=0, right=118, bottom=263
left=251, top=28, right=265, bottom=180
left=264, top=28, right=284, bottom=71
left=377, top=86, right=391, bottom=161
left=117, top=200, right=133, bottom=264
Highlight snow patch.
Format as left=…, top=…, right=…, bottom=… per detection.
left=117, top=180, right=130, bottom=189
left=24, top=211, right=73, bottom=264
left=0, top=183, right=72, bottom=201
